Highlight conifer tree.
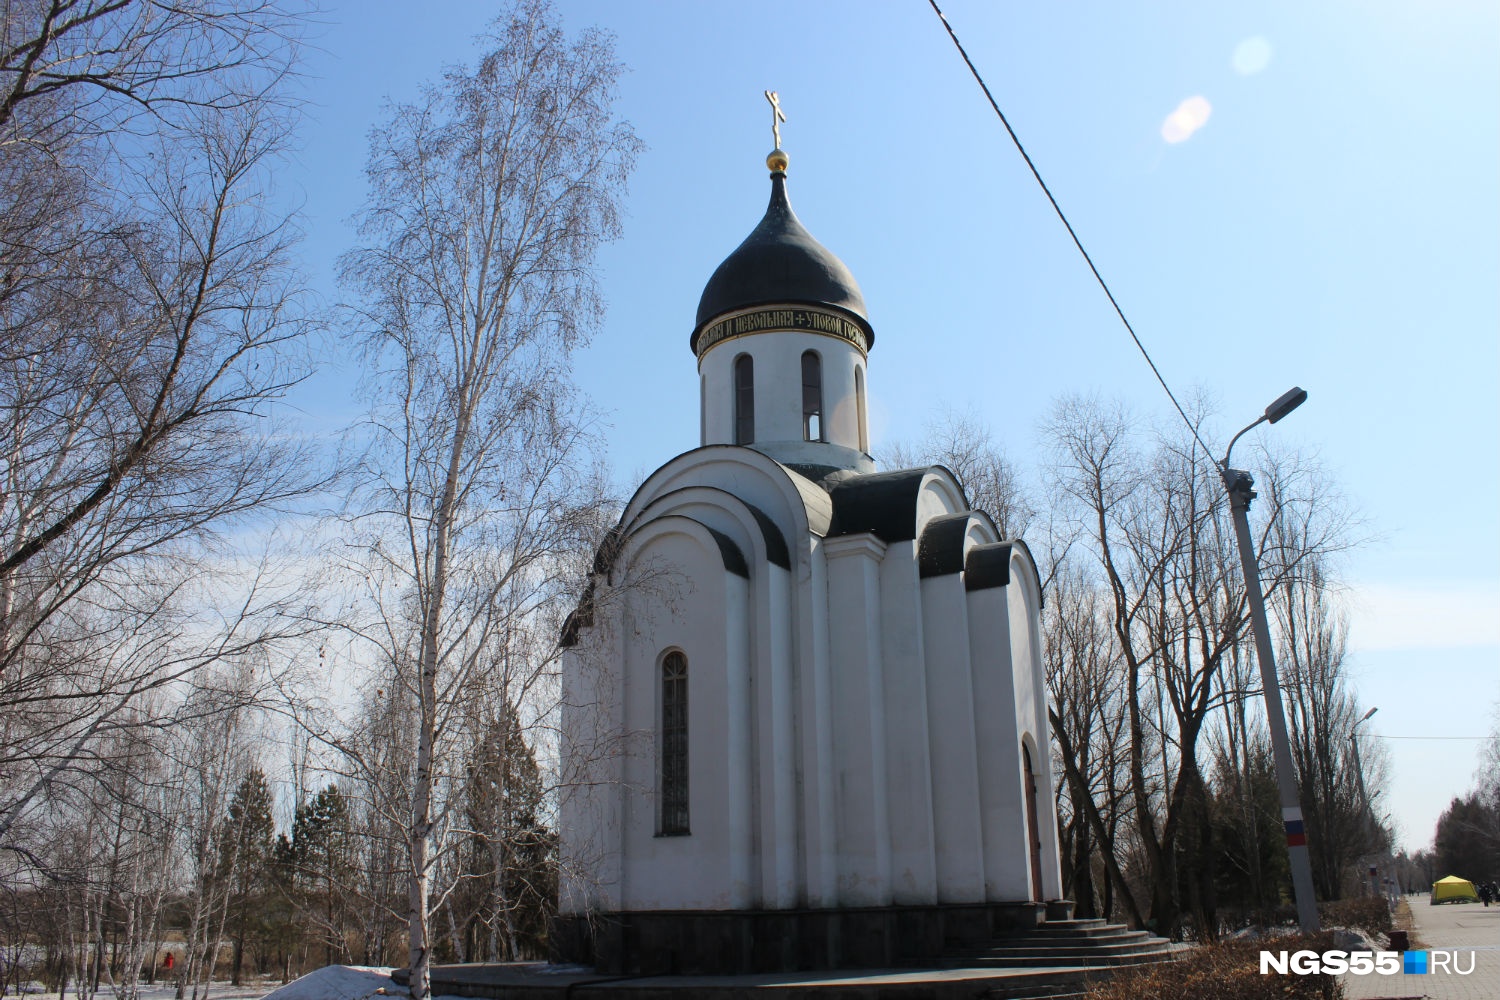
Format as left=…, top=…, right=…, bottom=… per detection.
left=277, top=786, right=354, bottom=968
left=218, top=768, right=276, bottom=984
left=463, top=700, right=555, bottom=960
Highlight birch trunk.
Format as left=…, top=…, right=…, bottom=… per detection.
left=407, top=424, right=468, bottom=1000
left=339, top=5, right=638, bottom=989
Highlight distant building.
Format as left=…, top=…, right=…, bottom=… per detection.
left=556, top=142, right=1063, bottom=975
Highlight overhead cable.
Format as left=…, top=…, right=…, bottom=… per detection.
left=925, top=0, right=1215, bottom=462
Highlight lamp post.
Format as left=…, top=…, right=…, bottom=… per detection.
left=1351, top=706, right=1379, bottom=897
left=1221, top=386, right=1320, bottom=933
left=1351, top=707, right=1378, bottom=813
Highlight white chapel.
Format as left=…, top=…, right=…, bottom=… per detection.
left=556, top=134, right=1064, bottom=975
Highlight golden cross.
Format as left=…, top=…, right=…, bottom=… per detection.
left=764, top=90, right=786, bottom=149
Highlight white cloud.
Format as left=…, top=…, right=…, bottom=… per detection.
left=1342, top=580, right=1500, bottom=652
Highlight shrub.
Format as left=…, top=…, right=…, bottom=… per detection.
left=1085, top=933, right=1342, bottom=1000
left=1319, top=897, right=1391, bottom=937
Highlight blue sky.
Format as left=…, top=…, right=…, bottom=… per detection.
left=286, top=0, right=1498, bottom=854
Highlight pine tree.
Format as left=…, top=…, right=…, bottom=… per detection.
left=463, top=700, right=555, bottom=961
left=277, top=786, right=354, bottom=968
left=218, top=768, right=276, bottom=984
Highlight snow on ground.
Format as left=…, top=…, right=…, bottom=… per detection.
left=5, top=983, right=277, bottom=999
left=135, top=984, right=277, bottom=1000
left=4, top=967, right=488, bottom=1000
left=260, top=966, right=405, bottom=1000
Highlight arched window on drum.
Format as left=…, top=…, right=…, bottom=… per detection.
left=855, top=364, right=868, bottom=452
left=733, top=354, right=754, bottom=445
left=801, top=350, right=823, bottom=442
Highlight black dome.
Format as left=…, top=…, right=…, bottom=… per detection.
left=691, top=170, right=873, bottom=354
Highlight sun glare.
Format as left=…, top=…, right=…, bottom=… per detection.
left=1233, top=36, right=1273, bottom=75
left=1161, top=96, right=1212, bottom=144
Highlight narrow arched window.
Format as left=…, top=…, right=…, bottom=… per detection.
left=801, top=351, right=823, bottom=442
left=855, top=365, right=868, bottom=452
left=660, top=651, right=689, bottom=835
left=733, top=355, right=754, bottom=445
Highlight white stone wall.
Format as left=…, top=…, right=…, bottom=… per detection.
left=879, top=539, right=940, bottom=905
left=1008, top=548, right=1065, bottom=900
left=968, top=582, right=1031, bottom=900
left=621, top=519, right=752, bottom=910
left=558, top=449, right=1064, bottom=915
left=823, top=532, right=893, bottom=905
left=922, top=568, right=986, bottom=903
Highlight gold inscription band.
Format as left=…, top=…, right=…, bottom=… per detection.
left=697, top=307, right=869, bottom=356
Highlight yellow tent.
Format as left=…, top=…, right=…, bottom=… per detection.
left=1431, top=875, right=1479, bottom=904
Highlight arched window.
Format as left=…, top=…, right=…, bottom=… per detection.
left=660, top=651, right=689, bottom=835
left=733, top=355, right=754, bottom=445
left=801, top=351, right=823, bottom=441
left=1022, top=742, right=1043, bottom=899
left=855, top=365, right=868, bottom=452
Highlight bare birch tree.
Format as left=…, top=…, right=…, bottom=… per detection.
left=335, top=3, right=639, bottom=994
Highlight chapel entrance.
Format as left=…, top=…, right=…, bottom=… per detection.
left=1023, top=743, right=1044, bottom=901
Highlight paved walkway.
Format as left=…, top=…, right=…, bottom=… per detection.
left=1342, top=895, right=1500, bottom=999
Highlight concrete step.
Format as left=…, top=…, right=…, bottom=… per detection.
left=970, top=938, right=1167, bottom=958
left=938, top=917, right=1179, bottom=974
left=963, top=952, right=1173, bottom=966
left=987, top=929, right=1149, bottom=946
left=1008, top=920, right=1134, bottom=938
left=966, top=947, right=1176, bottom=971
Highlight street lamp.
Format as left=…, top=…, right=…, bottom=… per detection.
left=1351, top=707, right=1379, bottom=897
left=1220, top=386, right=1320, bottom=933
left=1351, top=707, right=1378, bottom=818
